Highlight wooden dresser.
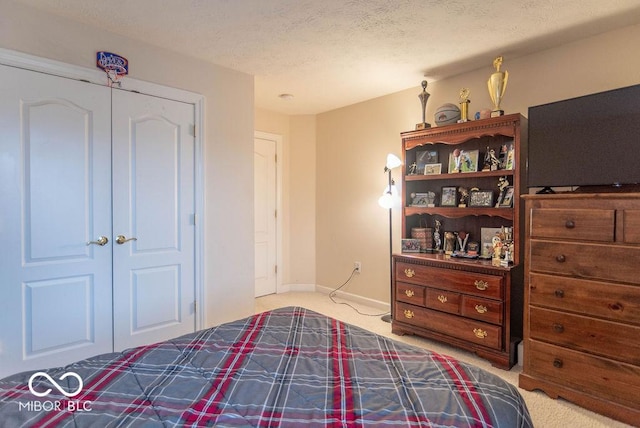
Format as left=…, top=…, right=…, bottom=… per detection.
left=392, top=254, right=520, bottom=369
left=519, top=192, right=640, bottom=425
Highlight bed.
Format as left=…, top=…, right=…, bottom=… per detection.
left=0, top=306, right=532, bottom=427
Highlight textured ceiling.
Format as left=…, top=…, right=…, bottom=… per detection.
left=13, top=0, right=640, bottom=114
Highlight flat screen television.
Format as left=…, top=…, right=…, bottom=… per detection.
left=527, top=84, right=640, bottom=190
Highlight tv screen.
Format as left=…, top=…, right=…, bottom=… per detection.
left=527, top=84, right=640, bottom=189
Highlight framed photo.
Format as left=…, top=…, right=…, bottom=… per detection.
left=504, top=145, right=515, bottom=170
left=423, top=163, right=442, bottom=175
left=440, top=186, right=458, bottom=207
left=497, top=186, right=515, bottom=207
left=416, top=149, right=438, bottom=173
left=401, top=239, right=421, bottom=253
left=480, top=227, right=502, bottom=258
left=498, top=144, right=515, bottom=170
left=448, top=149, right=479, bottom=173
left=410, top=192, right=435, bottom=207
left=469, top=190, right=494, bottom=207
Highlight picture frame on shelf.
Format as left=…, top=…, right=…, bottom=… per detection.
left=448, top=149, right=479, bottom=173
left=480, top=227, right=502, bottom=258
left=416, top=149, right=438, bottom=173
left=401, top=239, right=421, bottom=253
left=469, top=190, right=494, bottom=207
left=423, top=163, right=442, bottom=175
left=497, top=186, right=515, bottom=207
left=440, top=186, right=458, bottom=207
left=504, top=144, right=515, bottom=170
left=410, top=192, right=435, bottom=207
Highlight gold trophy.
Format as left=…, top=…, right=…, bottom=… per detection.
left=416, top=80, right=431, bottom=130
left=459, top=88, right=470, bottom=122
left=488, top=56, right=508, bottom=117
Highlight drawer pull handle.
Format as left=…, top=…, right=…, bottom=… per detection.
left=437, top=295, right=448, bottom=304
left=403, top=309, right=415, bottom=319
left=556, top=254, right=566, bottom=263
left=475, top=304, right=488, bottom=314
left=474, top=280, right=489, bottom=291
left=404, top=289, right=415, bottom=298
left=553, top=358, right=563, bottom=368
left=554, top=289, right=565, bottom=298
left=404, top=269, right=415, bottom=278
left=565, top=220, right=575, bottom=229
left=473, top=328, right=487, bottom=339
left=553, top=323, right=564, bottom=333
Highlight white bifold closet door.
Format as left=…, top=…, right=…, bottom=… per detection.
left=0, top=65, right=113, bottom=378
left=0, top=64, right=195, bottom=378
left=111, top=89, right=195, bottom=351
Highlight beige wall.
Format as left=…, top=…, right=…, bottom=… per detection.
left=310, top=23, right=640, bottom=305
left=1, top=0, right=256, bottom=326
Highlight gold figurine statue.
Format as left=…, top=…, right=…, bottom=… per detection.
left=488, top=56, right=508, bottom=117
left=459, top=88, right=470, bottom=122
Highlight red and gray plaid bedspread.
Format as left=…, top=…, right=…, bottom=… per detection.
left=0, top=307, right=532, bottom=427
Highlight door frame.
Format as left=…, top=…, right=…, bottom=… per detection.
left=254, top=131, right=284, bottom=294
left=0, top=47, right=206, bottom=330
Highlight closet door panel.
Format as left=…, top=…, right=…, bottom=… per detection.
left=0, top=65, right=113, bottom=378
left=111, top=89, right=196, bottom=351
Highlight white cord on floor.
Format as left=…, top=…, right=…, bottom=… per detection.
left=328, top=268, right=390, bottom=317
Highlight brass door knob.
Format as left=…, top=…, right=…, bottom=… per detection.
left=116, top=235, right=138, bottom=245
left=87, top=236, right=108, bottom=246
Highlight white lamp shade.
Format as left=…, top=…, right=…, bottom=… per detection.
left=378, top=184, right=398, bottom=209
left=385, top=153, right=402, bottom=170
left=378, top=193, right=394, bottom=209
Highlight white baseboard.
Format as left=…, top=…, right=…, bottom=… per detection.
left=314, top=285, right=390, bottom=312
left=283, top=283, right=389, bottom=312
left=286, top=283, right=317, bottom=292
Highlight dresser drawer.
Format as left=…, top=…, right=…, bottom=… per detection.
left=426, top=288, right=460, bottom=315
left=461, top=296, right=503, bottom=325
left=396, top=282, right=425, bottom=306
left=622, top=209, right=640, bottom=244
left=529, top=241, right=640, bottom=285
left=530, top=208, right=614, bottom=242
left=529, top=307, right=640, bottom=365
left=529, top=273, right=640, bottom=324
left=526, top=340, right=640, bottom=410
left=395, top=262, right=503, bottom=299
left=396, top=302, right=502, bottom=349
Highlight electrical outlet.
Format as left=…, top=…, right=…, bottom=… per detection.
left=354, top=261, right=362, bottom=273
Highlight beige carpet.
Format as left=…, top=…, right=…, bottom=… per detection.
left=256, top=291, right=632, bottom=428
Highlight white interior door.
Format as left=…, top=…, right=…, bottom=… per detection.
left=254, top=137, right=278, bottom=297
left=111, top=89, right=196, bottom=351
left=0, top=65, right=113, bottom=378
